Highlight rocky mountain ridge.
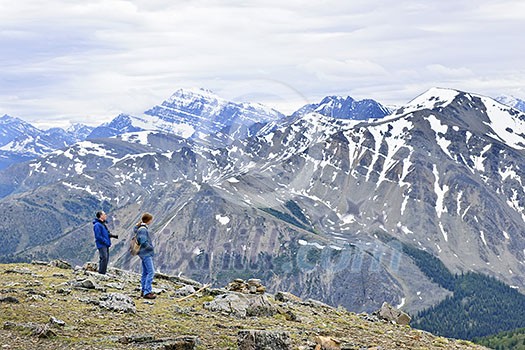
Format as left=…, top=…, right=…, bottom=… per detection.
left=291, top=95, right=391, bottom=120
left=0, top=89, right=389, bottom=171
left=0, top=261, right=488, bottom=349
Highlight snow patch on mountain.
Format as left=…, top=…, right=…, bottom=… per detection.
left=75, top=141, right=118, bottom=159
left=119, top=131, right=156, bottom=146
left=62, top=181, right=111, bottom=201
left=432, top=164, right=449, bottom=219
left=479, top=96, right=525, bottom=150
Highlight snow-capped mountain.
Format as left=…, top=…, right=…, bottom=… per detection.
left=291, top=95, right=391, bottom=120
left=66, top=123, right=97, bottom=141
left=3, top=87, right=525, bottom=316
left=88, top=88, right=285, bottom=145
left=0, top=89, right=284, bottom=169
left=0, top=115, right=93, bottom=170
left=496, top=95, right=525, bottom=112
left=87, top=114, right=143, bottom=139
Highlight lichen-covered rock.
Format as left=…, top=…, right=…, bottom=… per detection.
left=238, top=329, right=291, bottom=350
left=99, top=293, right=136, bottom=313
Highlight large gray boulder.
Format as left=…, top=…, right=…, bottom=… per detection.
left=373, top=302, right=411, bottom=325
left=203, top=293, right=276, bottom=318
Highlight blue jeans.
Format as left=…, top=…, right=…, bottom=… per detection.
left=141, top=256, right=155, bottom=295
left=98, top=246, right=109, bottom=274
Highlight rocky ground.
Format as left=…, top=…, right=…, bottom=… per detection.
left=0, top=261, right=488, bottom=349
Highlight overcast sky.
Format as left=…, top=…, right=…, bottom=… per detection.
left=1, top=0, right=525, bottom=128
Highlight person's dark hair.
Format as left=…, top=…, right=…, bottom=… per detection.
left=141, top=213, right=153, bottom=223
left=96, top=211, right=105, bottom=219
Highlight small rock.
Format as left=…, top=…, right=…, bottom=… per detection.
left=56, top=288, right=72, bottom=295
left=26, top=289, right=47, bottom=297
left=4, top=268, right=33, bottom=275
left=106, top=282, right=124, bottom=290
left=238, top=330, right=291, bottom=350
left=0, top=296, right=20, bottom=303
left=275, top=291, right=302, bottom=303
left=278, top=307, right=299, bottom=322
left=175, top=285, right=196, bottom=297
left=119, top=334, right=155, bottom=344
left=77, top=297, right=100, bottom=306
left=313, top=335, right=341, bottom=350
left=28, top=295, right=45, bottom=302
left=84, top=270, right=111, bottom=281
left=50, top=317, right=66, bottom=327
left=83, top=262, right=98, bottom=272
left=226, top=278, right=267, bottom=295
left=49, top=260, right=72, bottom=270
left=71, top=278, right=98, bottom=290
left=163, top=335, right=199, bottom=349
left=152, top=287, right=165, bottom=295
left=303, top=299, right=333, bottom=309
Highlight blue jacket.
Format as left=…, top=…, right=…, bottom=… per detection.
left=135, top=224, right=154, bottom=258
left=93, top=219, right=111, bottom=249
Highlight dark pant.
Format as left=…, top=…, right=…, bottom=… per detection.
left=98, top=246, right=109, bottom=274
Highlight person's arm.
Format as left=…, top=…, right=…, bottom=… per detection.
left=94, top=224, right=103, bottom=243
left=103, top=226, right=112, bottom=246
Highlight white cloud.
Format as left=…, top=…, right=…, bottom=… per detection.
left=0, top=0, right=524, bottom=127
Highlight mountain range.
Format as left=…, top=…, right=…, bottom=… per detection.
left=1, top=87, right=525, bottom=324
left=0, top=115, right=93, bottom=170
left=0, top=88, right=391, bottom=171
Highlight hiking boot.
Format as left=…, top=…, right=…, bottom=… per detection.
left=143, top=293, right=156, bottom=299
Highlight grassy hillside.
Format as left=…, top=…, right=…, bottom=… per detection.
left=0, top=261, right=486, bottom=349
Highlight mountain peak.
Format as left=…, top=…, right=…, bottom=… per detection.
left=0, top=114, right=27, bottom=125
left=292, top=95, right=390, bottom=120
left=167, top=87, right=222, bottom=104
left=403, top=87, right=462, bottom=111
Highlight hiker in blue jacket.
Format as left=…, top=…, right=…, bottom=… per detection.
left=93, top=211, right=117, bottom=274
left=135, top=212, right=156, bottom=299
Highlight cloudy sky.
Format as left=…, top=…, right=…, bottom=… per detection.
left=1, top=0, right=524, bottom=128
